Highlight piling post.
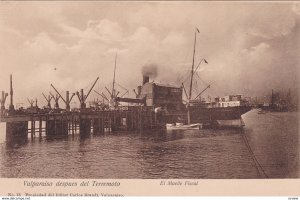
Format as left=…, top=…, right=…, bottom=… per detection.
left=34, top=120, right=36, bottom=136
left=72, top=115, right=74, bottom=135
left=61, top=114, right=63, bottom=135
left=68, top=120, right=71, bottom=133
left=39, top=118, right=42, bottom=137
left=98, top=115, right=101, bottom=133
left=134, top=110, right=137, bottom=129
left=45, top=115, right=48, bottom=135
left=109, top=117, right=112, bottom=133
left=79, top=114, right=91, bottom=136
left=54, top=115, right=57, bottom=135
left=125, top=111, right=128, bottom=131
left=150, top=110, right=152, bottom=129
left=112, top=111, right=116, bottom=132
left=101, top=113, right=104, bottom=133
left=138, top=107, right=142, bottom=131
left=31, top=120, right=35, bottom=138
left=74, top=115, right=76, bottom=134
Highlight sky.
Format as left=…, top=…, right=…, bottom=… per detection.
left=0, top=1, right=299, bottom=108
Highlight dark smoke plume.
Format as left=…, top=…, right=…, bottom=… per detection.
left=141, top=64, right=158, bottom=78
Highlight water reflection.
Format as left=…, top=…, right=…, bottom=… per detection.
left=5, top=135, right=28, bottom=149
left=0, top=110, right=298, bottom=178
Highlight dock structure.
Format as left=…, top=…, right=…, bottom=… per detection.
left=0, top=73, right=184, bottom=141
left=0, top=106, right=163, bottom=139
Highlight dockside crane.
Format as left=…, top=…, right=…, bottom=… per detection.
left=27, top=98, right=35, bottom=108
left=50, top=92, right=61, bottom=109
left=116, top=82, right=129, bottom=98
left=0, top=91, right=8, bottom=114
left=42, top=93, right=53, bottom=108
left=94, top=90, right=109, bottom=102
left=76, top=77, right=99, bottom=109
left=50, top=84, right=75, bottom=111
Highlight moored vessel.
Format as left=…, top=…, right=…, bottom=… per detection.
left=188, top=95, right=252, bottom=128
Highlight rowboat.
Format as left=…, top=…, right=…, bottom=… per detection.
left=166, top=123, right=202, bottom=130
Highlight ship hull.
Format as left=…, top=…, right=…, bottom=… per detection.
left=189, top=106, right=252, bottom=124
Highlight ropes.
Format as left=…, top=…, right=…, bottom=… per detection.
left=241, top=130, right=269, bottom=178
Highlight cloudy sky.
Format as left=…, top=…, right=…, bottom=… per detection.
left=0, top=1, right=299, bottom=108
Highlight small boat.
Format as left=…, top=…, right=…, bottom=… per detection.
left=166, top=123, right=202, bottom=130
left=258, top=110, right=267, bottom=114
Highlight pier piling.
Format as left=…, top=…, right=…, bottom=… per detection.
left=1, top=106, right=163, bottom=140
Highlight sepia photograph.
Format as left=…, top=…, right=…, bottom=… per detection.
left=0, top=0, right=299, bottom=188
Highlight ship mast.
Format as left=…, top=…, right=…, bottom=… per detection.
left=189, top=29, right=198, bottom=100
left=112, top=54, right=117, bottom=99
left=187, top=28, right=200, bottom=124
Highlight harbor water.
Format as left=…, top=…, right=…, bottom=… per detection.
left=0, top=109, right=298, bottom=179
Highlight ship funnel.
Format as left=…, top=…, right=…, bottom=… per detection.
left=142, top=75, right=149, bottom=85
left=137, top=86, right=142, bottom=96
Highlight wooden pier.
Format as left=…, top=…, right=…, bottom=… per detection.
left=1, top=107, right=164, bottom=139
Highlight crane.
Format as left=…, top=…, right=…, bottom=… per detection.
left=50, top=84, right=75, bottom=111
left=42, top=93, right=53, bottom=109
left=76, top=77, right=99, bottom=109
left=94, top=90, right=109, bottom=102
left=27, top=98, right=35, bottom=108
left=0, top=91, right=8, bottom=112
left=50, top=92, right=61, bottom=109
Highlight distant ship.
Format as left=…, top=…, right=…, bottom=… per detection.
left=188, top=95, right=252, bottom=128
left=259, top=89, right=297, bottom=112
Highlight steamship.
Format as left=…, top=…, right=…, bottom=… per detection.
left=121, top=75, right=252, bottom=128
left=188, top=95, right=252, bottom=127
left=111, top=28, right=252, bottom=128
left=120, top=28, right=252, bottom=128
left=184, top=28, right=252, bottom=127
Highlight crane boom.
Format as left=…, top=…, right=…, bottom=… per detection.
left=84, top=77, right=99, bottom=101
left=69, top=93, right=75, bottom=102
left=132, top=89, right=137, bottom=96
left=27, top=98, right=34, bottom=105
left=120, top=91, right=128, bottom=98
left=2, top=92, right=8, bottom=103
left=194, top=85, right=210, bottom=100
left=116, top=82, right=128, bottom=92
left=76, top=91, right=82, bottom=102
left=49, top=92, right=55, bottom=99
left=50, top=92, right=60, bottom=100
left=51, top=84, right=66, bottom=103
left=42, top=93, right=52, bottom=101
left=182, top=83, right=188, bottom=100
left=5, top=93, right=8, bottom=102
left=42, top=93, right=48, bottom=101
left=105, top=86, right=112, bottom=97
left=94, top=90, right=109, bottom=101
left=101, top=92, right=109, bottom=101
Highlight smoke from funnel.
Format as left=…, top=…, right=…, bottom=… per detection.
left=141, top=64, right=158, bottom=78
